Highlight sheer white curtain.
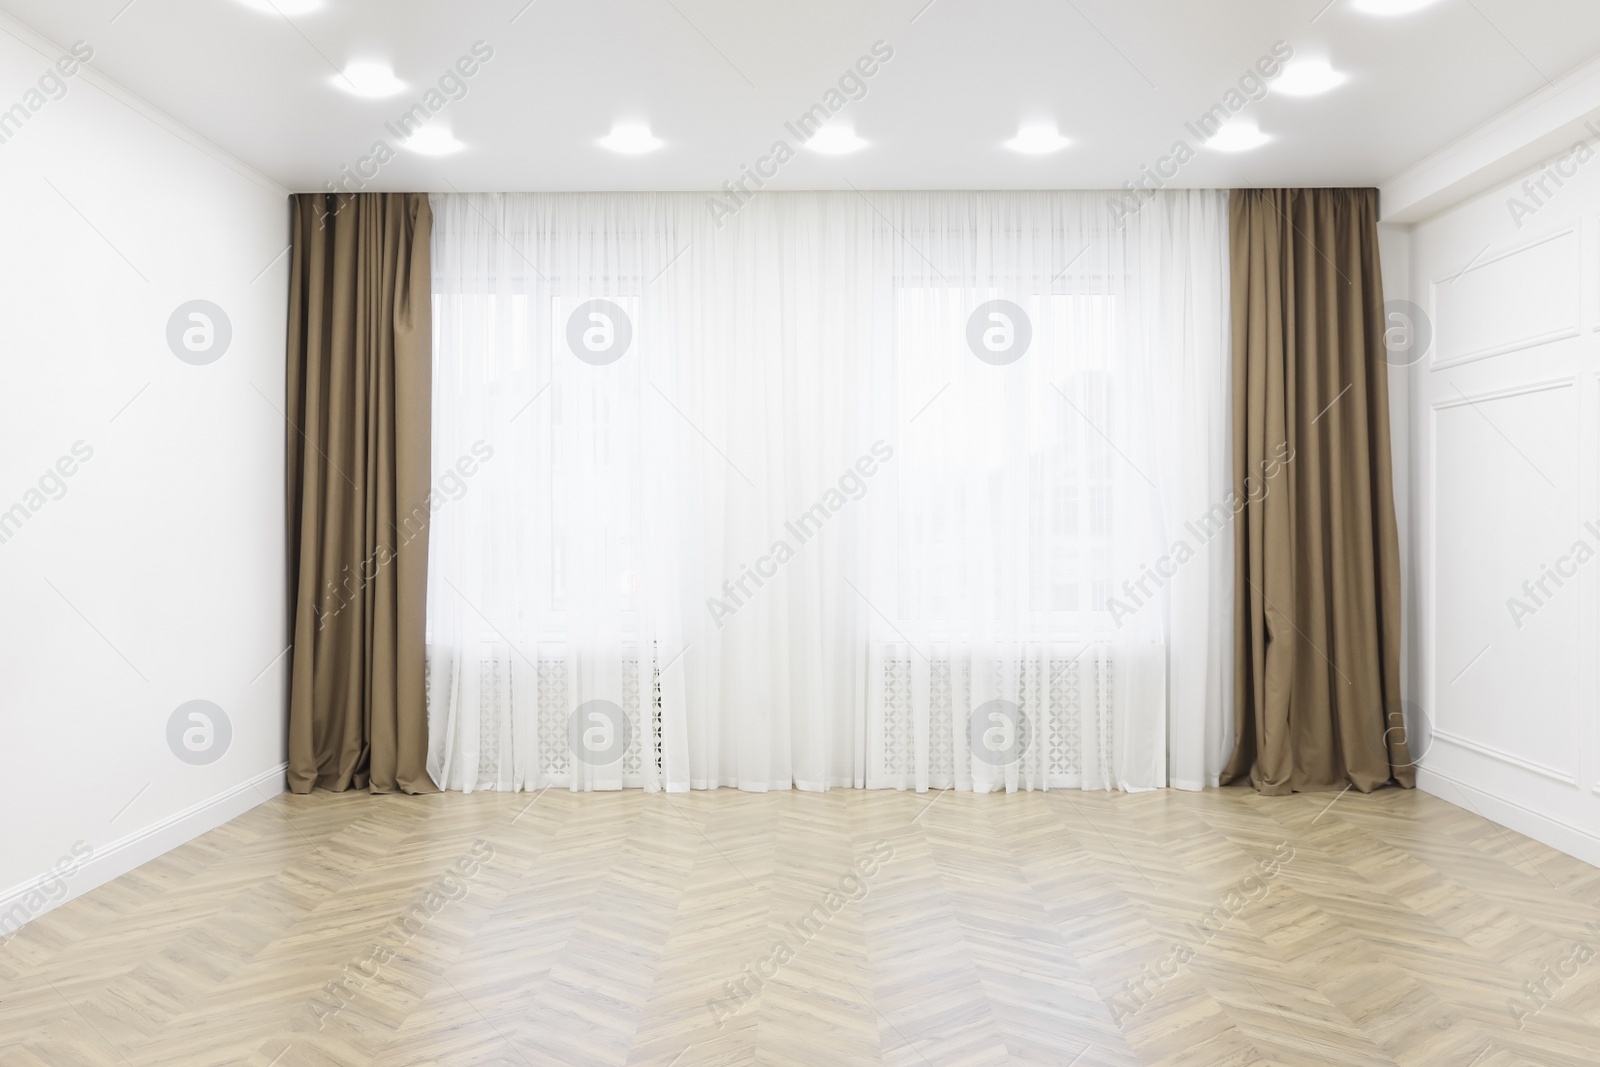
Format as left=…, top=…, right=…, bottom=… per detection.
left=425, top=190, right=1231, bottom=794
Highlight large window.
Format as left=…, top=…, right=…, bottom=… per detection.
left=425, top=191, right=1231, bottom=794
left=894, top=289, right=1119, bottom=631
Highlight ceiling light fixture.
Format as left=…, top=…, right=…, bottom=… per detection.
left=1274, top=58, right=1346, bottom=96
left=333, top=61, right=405, bottom=99
left=805, top=125, right=868, bottom=155
left=1350, top=0, right=1445, bottom=15
left=598, top=124, right=663, bottom=154
left=236, top=0, right=322, bottom=14
left=1207, top=121, right=1270, bottom=152
left=403, top=126, right=464, bottom=156
left=1006, top=124, right=1071, bottom=154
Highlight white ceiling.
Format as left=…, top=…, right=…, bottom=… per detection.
left=6, top=0, right=1600, bottom=193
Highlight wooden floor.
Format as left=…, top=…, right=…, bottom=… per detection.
left=3, top=786, right=1599, bottom=1067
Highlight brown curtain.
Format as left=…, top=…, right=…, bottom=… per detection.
left=285, top=193, right=435, bottom=794
left=1223, top=188, right=1413, bottom=795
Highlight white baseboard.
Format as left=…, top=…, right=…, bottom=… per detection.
left=1418, top=765, right=1600, bottom=869
left=0, top=763, right=287, bottom=938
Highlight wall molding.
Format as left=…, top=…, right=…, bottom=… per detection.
left=1429, top=375, right=1576, bottom=411
left=1381, top=49, right=1600, bottom=225
left=1430, top=327, right=1582, bottom=372
left=1430, top=729, right=1578, bottom=786
left=0, top=763, right=287, bottom=939
left=1426, top=222, right=1577, bottom=288
left=1424, top=372, right=1586, bottom=857
left=1428, top=225, right=1582, bottom=371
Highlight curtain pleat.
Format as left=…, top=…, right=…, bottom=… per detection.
left=286, top=192, right=434, bottom=794
left=1224, top=188, right=1412, bottom=794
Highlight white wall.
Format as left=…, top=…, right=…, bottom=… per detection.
left=0, top=15, right=290, bottom=932
left=1403, top=143, right=1600, bottom=865
left=1378, top=222, right=1415, bottom=723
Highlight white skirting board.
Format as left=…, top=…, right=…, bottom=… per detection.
left=1418, top=765, right=1600, bottom=870
left=0, top=763, right=287, bottom=941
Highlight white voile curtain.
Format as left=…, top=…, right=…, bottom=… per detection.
left=424, top=190, right=1231, bottom=794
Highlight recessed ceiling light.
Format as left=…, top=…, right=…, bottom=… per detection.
left=598, top=124, right=663, bottom=154
left=1207, top=121, right=1270, bottom=152
left=805, top=126, right=868, bottom=155
left=1006, top=124, right=1071, bottom=154
left=1350, top=0, right=1445, bottom=15
left=333, top=61, right=405, bottom=99
left=403, top=126, right=464, bottom=156
left=1275, top=59, right=1346, bottom=96
left=236, top=0, right=322, bottom=14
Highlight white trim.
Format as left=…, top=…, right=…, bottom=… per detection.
left=1429, top=375, right=1576, bottom=411
left=1426, top=375, right=1584, bottom=810
left=1426, top=224, right=1578, bottom=289
left=1428, top=327, right=1582, bottom=372
left=1419, top=764, right=1600, bottom=869
left=1380, top=49, right=1600, bottom=225
left=1429, top=729, right=1578, bottom=786
left=1427, top=226, right=1582, bottom=370
left=0, top=763, right=287, bottom=939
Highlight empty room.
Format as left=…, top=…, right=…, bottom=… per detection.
left=4, top=0, right=1600, bottom=1064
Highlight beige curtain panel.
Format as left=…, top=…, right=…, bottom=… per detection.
left=285, top=192, right=435, bottom=794
left=1223, top=187, right=1414, bottom=794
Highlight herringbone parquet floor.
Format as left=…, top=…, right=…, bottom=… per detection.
left=3, top=785, right=1598, bottom=1066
